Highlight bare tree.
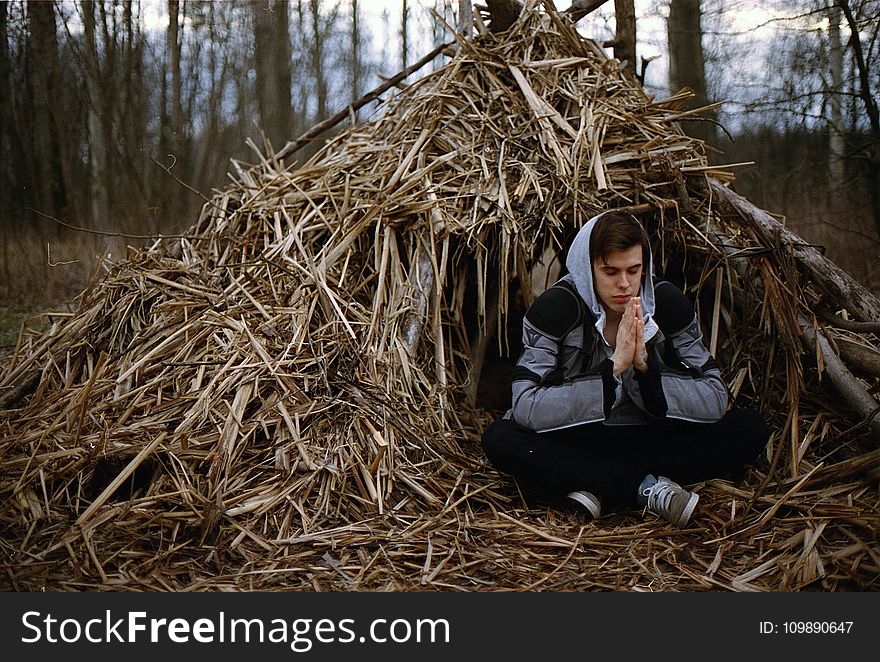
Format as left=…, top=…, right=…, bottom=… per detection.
left=828, top=2, right=845, bottom=188
left=120, top=1, right=146, bottom=206
left=294, top=0, right=309, bottom=134
left=701, top=0, right=880, bottom=290
left=167, top=1, right=182, bottom=159
left=401, top=0, right=409, bottom=70
left=157, top=0, right=186, bottom=223
left=667, top=0, right=715, bottom=145
left=837, top=0, right=880, bottom=238
left=254, top=0, right=294, bottom=151
left=310, top=0, right=329, bottom=123
left=27, top=0, right=61, bottom=222
left=458, top=0, right=473, bottom=35
left=351, top=0, right=361, bottom=106
left=81, top=0, right=109, bottom=229
left=190, top=2, right=238, bottom=198
left=612, top=0, right=636, bottom=77
left=0, top=0, right=12, bottom=226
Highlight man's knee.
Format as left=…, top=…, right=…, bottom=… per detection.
left=481, top=418, right=514, bottom=457
left=481, top=418, right=536, bottom=462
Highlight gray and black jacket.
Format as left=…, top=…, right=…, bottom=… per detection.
left=508, top=213, right=728, bottom=432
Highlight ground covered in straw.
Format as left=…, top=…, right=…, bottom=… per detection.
left=1, top=5, right=877, bottom=591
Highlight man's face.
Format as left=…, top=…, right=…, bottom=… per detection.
left=592, top=245, right=643, bottom=316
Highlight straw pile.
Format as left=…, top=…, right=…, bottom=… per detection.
left=1, top=4, right=877, bottom=591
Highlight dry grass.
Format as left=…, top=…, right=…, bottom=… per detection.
left=0, top=4, right=877, bottom=592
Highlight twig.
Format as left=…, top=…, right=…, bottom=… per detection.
left=29, top=208, right=196, bottom=240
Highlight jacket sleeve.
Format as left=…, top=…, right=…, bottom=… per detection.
left=623, top=284, right=728, bottom=423
left=509, top=287, right=618, bottom=432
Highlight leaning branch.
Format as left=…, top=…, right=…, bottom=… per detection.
left=273, top=40, right=453, bottom=163
left=564, top=0, right=612, bottom=23
left=695, top=177, right=880, bottom=324
left=692, top=185, right=880, bottom=443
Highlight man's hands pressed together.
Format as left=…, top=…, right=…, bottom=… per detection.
left=611, top=297, right=649, bottom=377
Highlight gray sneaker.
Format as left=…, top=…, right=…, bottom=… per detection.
left=638, top=475, right=699, bottom=527
left=566, top=490, right=601, bottom=518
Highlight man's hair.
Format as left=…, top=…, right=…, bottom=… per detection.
left=589, top=212, right=650, bottom=267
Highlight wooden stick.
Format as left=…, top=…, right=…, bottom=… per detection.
left=274, top=41, right=453, bottom=163
left=698, top=177, right=880, bottom=323
left=564, top=0, right=612, bottom=24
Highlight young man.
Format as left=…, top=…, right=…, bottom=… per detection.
left=481, top=211, right=769, bottom=527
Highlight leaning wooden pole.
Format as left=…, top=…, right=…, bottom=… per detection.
left=273, top=40, right=453, bottom=163
left=692, top=176, right=880, bottom=441
left=694, top=177, right=880, bottom=323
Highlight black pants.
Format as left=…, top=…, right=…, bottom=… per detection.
left=481, top=410, right=769, bottom=510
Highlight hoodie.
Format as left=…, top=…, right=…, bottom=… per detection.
left=508, top=212, right=728, bottom=432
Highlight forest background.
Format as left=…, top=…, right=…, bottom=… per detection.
left=1, top=0, right=878, bottom=351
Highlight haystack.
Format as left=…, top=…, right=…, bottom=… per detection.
left=1, top=3, right=878, bottom=591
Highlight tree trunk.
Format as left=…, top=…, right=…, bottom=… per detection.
left=122, top=0, right=136, bottom=181
left=82, top=0, right=110, bottom=230
left=309, top=0, right=328, bottom=122
left=828, top=3, right=844, bottom=189
left=164, top=0, right=183, bottom=222
left=294, top=0, right=308, bottom=136
left=667, top=0, right=715, bottom=146
left=254, top=1, right=294, bottom=151
left=458, top=0, right=473, bottom=36
left=26, top=0, right=59, bottom=222
left=116, top=0, right=150, bottom=227
left=192, top=2, right=230, bottom=204
left=613, top=0, right=636, bottom=76
left=0, top=1, right=11, bottom=225
left=351, top=0, right=361, bottom=109
left=254, top=0, right=269, bottom=135
left=401, top=0, right=409, bottom=70
left=837, top=0, right=880, bottom=240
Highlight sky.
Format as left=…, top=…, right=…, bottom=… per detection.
left=354, top=0, right=807, bottom=98
left=130, top=0, right=837, bottom=128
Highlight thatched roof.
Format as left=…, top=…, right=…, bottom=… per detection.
left=1, top=4, right=877, bottom=591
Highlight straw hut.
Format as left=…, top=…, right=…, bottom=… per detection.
left=1, top=2, right=877, bottom=591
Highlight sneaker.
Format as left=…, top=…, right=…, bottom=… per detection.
left=637, top=474, right=699, bottom=527
left=566, top=490, right=601, bottom=519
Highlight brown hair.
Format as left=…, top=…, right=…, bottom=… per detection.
left=589, top=212, right=650, bottom=267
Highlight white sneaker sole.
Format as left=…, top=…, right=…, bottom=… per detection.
left=677, top=491, right=699, bottom=527
left=566, top=491, right=601, bottom=519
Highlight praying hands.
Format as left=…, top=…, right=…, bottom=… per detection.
left=611, top=297, right=649, bottom=376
